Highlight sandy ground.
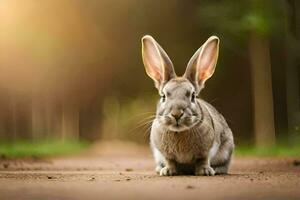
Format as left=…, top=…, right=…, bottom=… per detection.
left=0, top=141, right=300, bottom=200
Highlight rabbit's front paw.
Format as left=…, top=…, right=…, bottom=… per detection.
left=195, top=166, right=215, bottom=176
left=160, top=166, right=177, bottom=176
left=155, top=166, right=163, bottom=174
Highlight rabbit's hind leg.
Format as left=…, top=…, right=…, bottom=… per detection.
left=212, top=153, right=232, bottom=175
left=211, top=136, right=234, bottom=175
left=213, top=162, right=229, bottom=174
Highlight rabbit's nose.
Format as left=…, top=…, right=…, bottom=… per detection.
left=171, top=110, right=184, bottom=121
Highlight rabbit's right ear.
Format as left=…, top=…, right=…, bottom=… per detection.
left=142, top=35, right=176, bottom=89
left=184, top=36, right=220, bottom=93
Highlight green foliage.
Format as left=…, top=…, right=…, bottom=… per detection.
left=0, top=139, right=88, bottom=158
left=197, top=0, right=283, bottom=37
left=242, top=13, right=270, bottom=36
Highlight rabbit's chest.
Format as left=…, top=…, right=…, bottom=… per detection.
left=156, top=130, right=211, bottom=164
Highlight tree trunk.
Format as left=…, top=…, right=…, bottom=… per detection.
left=285, top=0, right=300, bottom=144
left=62, top=103, right=79, bottom=140
left=31, top=99, right=45, bottom=139
left=249, top=32, right=276, bottom=147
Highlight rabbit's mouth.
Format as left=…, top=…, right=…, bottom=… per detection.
left=168, top=124, right=189, bottom=132
left=159, top=115, right=199, bottom=132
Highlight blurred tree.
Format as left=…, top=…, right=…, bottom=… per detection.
left=0, top=0, right=298, bottom=147
left=285, top=0, right=300, bottom=144
left=197, top=0, right=287, bottom=147
left=0, top=0, right=118, bottom=140
left=247, top=0, right=276, bottom=147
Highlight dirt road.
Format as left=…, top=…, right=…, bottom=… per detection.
left=0, top=141, right=300, bottom=200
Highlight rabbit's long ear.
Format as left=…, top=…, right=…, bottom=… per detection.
left=142, top=35, right=176, bottom=89
left=184, top=36, right=219, bottom=92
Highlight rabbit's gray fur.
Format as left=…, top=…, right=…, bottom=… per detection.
left=142, top=35, right=234, bottom=176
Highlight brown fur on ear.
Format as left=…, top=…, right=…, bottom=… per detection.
left=184, top=36, right=220, bottom=92
left=142, top=35, right=176, bottom=89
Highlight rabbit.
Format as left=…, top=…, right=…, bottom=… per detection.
left=141, top=35, right=234, bottom=176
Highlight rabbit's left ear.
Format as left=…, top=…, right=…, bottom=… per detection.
left=184, top=36, right=219, bottom=92
left=142, top=35, right=176, bottom=89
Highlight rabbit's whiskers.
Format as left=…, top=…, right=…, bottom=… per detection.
left=127, top=111, right=156, bottom=122
left=127, top=115, right=156, bottom=138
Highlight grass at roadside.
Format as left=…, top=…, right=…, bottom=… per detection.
left=235, top=145, right=300, bottom=157
left=0, top=139, right=299, bottom=158
left=0, top=139, right=89, bottom=158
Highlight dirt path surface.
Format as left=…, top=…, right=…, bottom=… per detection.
left=0, top=141, right=300, bottom=200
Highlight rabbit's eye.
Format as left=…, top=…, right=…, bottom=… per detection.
left=191, top=92, right=196, bottom=102
left=161, top=94, right=166, bottom=102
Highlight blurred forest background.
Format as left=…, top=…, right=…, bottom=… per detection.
left=0, top=0, right=299, bottom=155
